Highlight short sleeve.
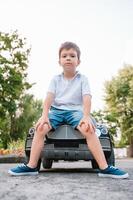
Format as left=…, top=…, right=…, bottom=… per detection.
left=81, top=76, right=91, bottom=96
left=47, top=77, right=56, bottom=94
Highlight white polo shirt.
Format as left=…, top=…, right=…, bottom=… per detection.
left=47, top=71, right=91, bottom=111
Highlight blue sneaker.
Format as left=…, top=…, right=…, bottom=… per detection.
left=98, top=165, right=129, bottom=179
left=8, top=164, right=38, bottom=176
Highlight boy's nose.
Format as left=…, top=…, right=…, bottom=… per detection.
left=66, top=56, right=71, bottom=60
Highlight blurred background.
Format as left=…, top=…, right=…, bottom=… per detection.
left=0, top=0, right=133, bottom=157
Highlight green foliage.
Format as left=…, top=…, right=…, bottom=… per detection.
left=0, top=115, right=11, bottom=149
left=104, top=65, right=133, bottom=145
left=12, top=94, right=42, bottom=140
left=8, top=139, right=25, bottom=151
left=0, top=30, right=32, bottom=148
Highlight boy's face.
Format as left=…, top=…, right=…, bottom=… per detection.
left=59, top=48, right=80, bottom=73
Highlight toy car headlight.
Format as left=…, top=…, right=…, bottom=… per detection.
left=100, top=125, right=108, bottom=135
left=28, top=127, right=35, bottom=137
left=95, top=129, right=101, bottom=137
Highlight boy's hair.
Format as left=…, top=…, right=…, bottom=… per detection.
left=59, top=42, right=81, bottom=60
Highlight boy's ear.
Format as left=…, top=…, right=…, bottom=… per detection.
left=58, top=60, right=61, bottom=65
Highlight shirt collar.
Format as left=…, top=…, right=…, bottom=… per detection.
left=61, top=71, right=80, bottom=80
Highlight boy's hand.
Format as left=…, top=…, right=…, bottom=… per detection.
left=35, top=115, right=52, bottom=131
left=79, top=116, right=95, bottom=134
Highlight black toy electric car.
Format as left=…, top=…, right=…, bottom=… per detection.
left=25, top=121, right=115, bottom=171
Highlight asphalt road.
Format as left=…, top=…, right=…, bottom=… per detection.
left=0, top=159, right=133, bottom=200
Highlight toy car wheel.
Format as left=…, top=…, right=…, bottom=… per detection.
left=42, top=158, right=53, bottom=169
left=91, top=148, right=115, bottom=169
left=91, top=160, right=99, bottom=169
left=107, top=148, right=115, bottom=166
left=36, top=158, right=42, bottom=171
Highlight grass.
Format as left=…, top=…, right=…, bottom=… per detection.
left=0, top=139, right=25, bottom=156
left=8, top=139, right=25, bottom=151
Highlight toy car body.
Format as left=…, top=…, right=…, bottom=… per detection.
left=25, top=123, right=115, bottom=171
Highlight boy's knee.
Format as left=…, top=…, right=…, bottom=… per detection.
left=77, top=123, right=91, bottom=138
left=36, top=124, right=51, bottom=136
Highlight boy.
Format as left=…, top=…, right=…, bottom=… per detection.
left=8, top=42, right=128, bottom=178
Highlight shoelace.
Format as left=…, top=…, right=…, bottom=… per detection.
left=109, top=166, right=119, bottom=171
left=18, top=163, right=26, bottom=168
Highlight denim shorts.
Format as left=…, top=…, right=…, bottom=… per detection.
left=48, top=107, right=96, bottom=130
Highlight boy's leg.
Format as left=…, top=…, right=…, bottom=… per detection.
left=8, top=107, right=64, bottom=175
left=66, top=110, right=128, bottom=177
left=77, top=123, right=108, bottom=170
left=8, top=124, right=51, bottom=176
left=27, top=124, right=51, bottom=168
left=77, top=123, right=129, bottom=178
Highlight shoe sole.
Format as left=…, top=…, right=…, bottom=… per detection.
left=8, top=170, right=39, bottom=176
left=98, top=172, right=129, bottom=179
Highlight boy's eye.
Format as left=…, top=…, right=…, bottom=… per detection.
left=61, top=54, right=76, bottom=58
left=62, top=54, right=75, bottom=58
left=62, top=55, right=66, bottom=58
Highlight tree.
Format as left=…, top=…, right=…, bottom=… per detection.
left=0, top=30, right=32, bottom=148
left=13, top=94, right=42, bottom=140
left=104, top=65, right=133, bottom=147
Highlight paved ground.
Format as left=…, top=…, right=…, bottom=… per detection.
left=0, top=159, right=133, bottom=200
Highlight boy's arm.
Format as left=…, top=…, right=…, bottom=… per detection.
left=42, top=92, right=55, bottom=118
left=35, top=92, right=55, bottom=130
left=79, top=94, right=95, bottom=133
left=82, top=94, right=91, bottom=117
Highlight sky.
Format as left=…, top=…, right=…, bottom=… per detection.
left=0, top=0, right=133, bottom=111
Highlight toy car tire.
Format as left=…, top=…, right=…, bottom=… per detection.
left=106, top=148, right=115, bottom=166
left=91, top=160, right=99, bottom=169
left=42, top=158, right=53, bottom=169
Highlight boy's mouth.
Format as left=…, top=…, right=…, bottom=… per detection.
left=65, top=63, right=72, bottom=65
